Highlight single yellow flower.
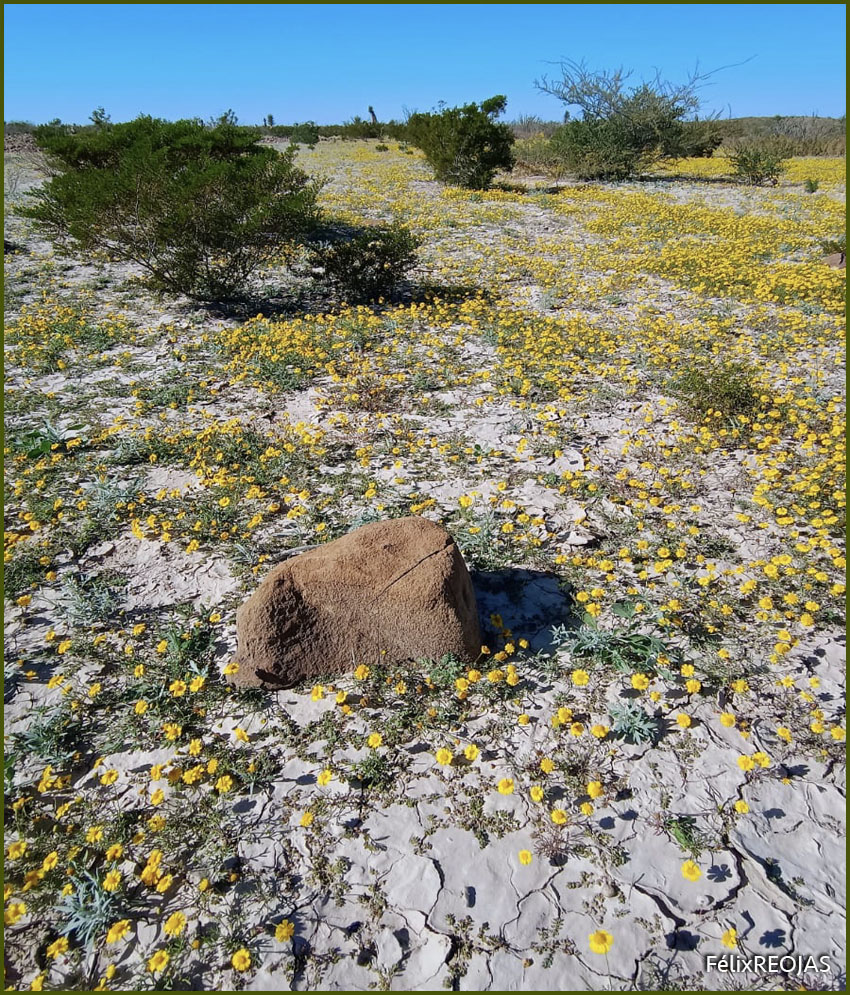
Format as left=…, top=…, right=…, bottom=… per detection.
left=106, top=919, right=131, bottom=944
left=231, top=947, right=251, bottom=972
left=588, top=929, right=613, bottom=954
left=681, top=860, right=702, bottom=882
left=103, top=870, right=122, bottom=892
left=147, top=949, right=169, bottom=973
left=46, top=936, right=69, bottom=959
left=164, top=911, right=187, bottom=937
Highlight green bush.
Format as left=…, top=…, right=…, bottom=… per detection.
left=728, top=138, right=792, bottom=186
left=309, top=222, right=419, bottom=301
left=23, top=115, right=322, bottom=301
left=290, top=121, right=320, bottom=146
left=550, top=117, right=641, bottom=181
left=673, top=360, right=759, bottom=417
left=804, top=178, right=820, bottom=193
left=406, top=96, right=515, bottom=189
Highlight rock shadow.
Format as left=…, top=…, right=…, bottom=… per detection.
left=471, top=568, right=574, bottom=654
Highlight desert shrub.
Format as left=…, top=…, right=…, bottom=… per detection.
left=804, top=178, right=820, bottom=193
left=549, top=117, right=642, bottom=181
left=713, top=114, right=845, bottom=156
left=336, top=115, right=384, bottom=140
left=513, top=135, right=569, bottom=181
left=728, top=137, right=793, bottom=185
left=309, top=222, right=419, bottom=301
left=536, top=61, right=720, bottom=180
left=673, top=360, right=759, bottom=417
left=290, top=121, right=319, bottom=146
left=23, top=115, right=322, bottom=301
left=406, top=95, right=515, bottom=189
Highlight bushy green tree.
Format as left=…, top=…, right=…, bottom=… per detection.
left=24, top=115, right=322, bottom=300
left=537, top=61, right=720, bottom=180
left=406, top=96, right=515, bottom=189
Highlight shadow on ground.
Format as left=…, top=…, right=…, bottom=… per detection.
left=471, top=568, right=574, bottom=655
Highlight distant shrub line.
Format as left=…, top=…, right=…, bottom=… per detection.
left=9, top=112, right=844, bottom=157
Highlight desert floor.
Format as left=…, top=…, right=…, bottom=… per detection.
left=3, top=140, right=846, bottom=991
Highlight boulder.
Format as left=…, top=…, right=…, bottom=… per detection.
left=228, top=517, right=481, bottom=689
left=823, top=251, right=845, bottom=269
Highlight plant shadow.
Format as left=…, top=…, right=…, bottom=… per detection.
left=195, top=275, right=486, bottom=321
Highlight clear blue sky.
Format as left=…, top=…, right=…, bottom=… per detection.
left=4, top=4, right=846, bottom=124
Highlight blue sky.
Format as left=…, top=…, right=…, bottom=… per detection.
left=4, top=4, right=846, bottom=124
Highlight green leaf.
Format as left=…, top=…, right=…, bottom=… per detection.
left=611, top=600, right=636, bottom=619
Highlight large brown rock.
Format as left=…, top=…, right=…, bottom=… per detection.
left=228, top=517, right=481, bottom=689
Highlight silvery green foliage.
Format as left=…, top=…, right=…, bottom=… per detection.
left=609, top=700, right=658, bottom=745
left=58, top=871, right=125, bottom=947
